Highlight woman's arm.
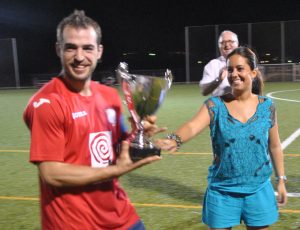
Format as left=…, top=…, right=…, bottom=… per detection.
left=268, top=123, right=288, bottom=206
left=156, top=104, right=211, bottom=152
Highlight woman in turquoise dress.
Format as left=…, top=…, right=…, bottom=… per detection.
left=157, top=46, right=287, bottom=230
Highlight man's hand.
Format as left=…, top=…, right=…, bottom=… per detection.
left=116, top=141, right=161, bottom=173
left=38, top=141, right=161, bottom=187
left=219, top=67, right=228, bottom=81
left=201, top=67, right=228, bottom=96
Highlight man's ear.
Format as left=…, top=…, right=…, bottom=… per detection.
left=97, top=44, right=103, bottom=60
left=55, top=42, right=61, bottom=58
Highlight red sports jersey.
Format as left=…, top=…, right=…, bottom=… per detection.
left=24, top=77, right=139, bottom=230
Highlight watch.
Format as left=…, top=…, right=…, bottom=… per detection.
left=275, top=175, right=287, bottom=181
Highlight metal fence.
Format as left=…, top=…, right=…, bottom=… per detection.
left=0, top=38, right=20, bottom=88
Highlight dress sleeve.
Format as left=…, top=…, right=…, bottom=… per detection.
left=269, top=99, right=276, bottom=128
left=204, top=97, right=219, bottom=125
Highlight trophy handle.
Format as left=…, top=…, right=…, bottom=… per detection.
left=165, top=69, right=173, bottom=90
left=121, top=80, right=143, bottom=130
left=116, top=63, right=144, bottom=131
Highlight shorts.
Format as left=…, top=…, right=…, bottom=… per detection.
left=202, top=181, right=278, bottom=228
left=128, top=220, right=146, bottom=230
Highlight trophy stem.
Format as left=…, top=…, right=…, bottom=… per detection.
left=131, top=129, right=151, bottom=149
left=129, top=129, right=161, bottom=162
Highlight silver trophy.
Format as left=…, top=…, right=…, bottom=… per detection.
left=116, top=62, right=172, bottom=161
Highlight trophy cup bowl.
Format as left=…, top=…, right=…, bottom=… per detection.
left=116, top=62, right=172, bottom=161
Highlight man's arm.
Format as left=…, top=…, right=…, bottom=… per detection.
left=38, top=141, right=160, bottom=187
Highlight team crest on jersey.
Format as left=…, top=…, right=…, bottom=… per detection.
left=105, top=108, right=116, bottom=126
left=89, top=131, right=113, bottom=168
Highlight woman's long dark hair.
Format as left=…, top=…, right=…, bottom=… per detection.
left=227, top=46, right=264, bottom=95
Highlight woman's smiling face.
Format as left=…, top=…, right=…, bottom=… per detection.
left=227, top=54, right=257, bottom=93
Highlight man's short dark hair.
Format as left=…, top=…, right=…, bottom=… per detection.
left=56, top=9, right=102, bottom=45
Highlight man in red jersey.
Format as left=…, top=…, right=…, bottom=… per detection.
left=23, top=10, right=163, bottom=230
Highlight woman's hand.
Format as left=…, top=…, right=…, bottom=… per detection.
left=156, top=138, right=178, bottom=153
left=128, top=115, right=167, bottom=137
left=277, top=181, right=288, bottom=206
left=142, top=115, right=167, bottom=137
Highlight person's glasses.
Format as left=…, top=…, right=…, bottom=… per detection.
left=219, top=40, right=237, bottom=46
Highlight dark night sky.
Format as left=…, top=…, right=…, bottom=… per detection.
left=1, top=0, right=300, bottom=83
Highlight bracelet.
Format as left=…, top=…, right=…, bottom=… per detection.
left=167, top=133, right=182, bottom=150
left=275, top=175, right=287, bottom=182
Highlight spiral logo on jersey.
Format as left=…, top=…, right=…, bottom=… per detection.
left=89, top=131, right=113, bottom=168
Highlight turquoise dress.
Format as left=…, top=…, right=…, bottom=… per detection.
left=204, top=95, right=276, bottom=194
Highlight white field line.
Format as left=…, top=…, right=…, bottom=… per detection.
left=266, top=89, right=300, bottom=103
left=275, top=192, right=300, bottom=198
left=280, top=128, right=300, bottom=198
left=281, top=128, right=300, bottom=150
left=267, top=89, right=300, bottom=149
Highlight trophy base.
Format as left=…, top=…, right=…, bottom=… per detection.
left=129, top=146, right=161, bottom=162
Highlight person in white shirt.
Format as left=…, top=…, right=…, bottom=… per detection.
left=200, top=30, right=239, bottom=96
